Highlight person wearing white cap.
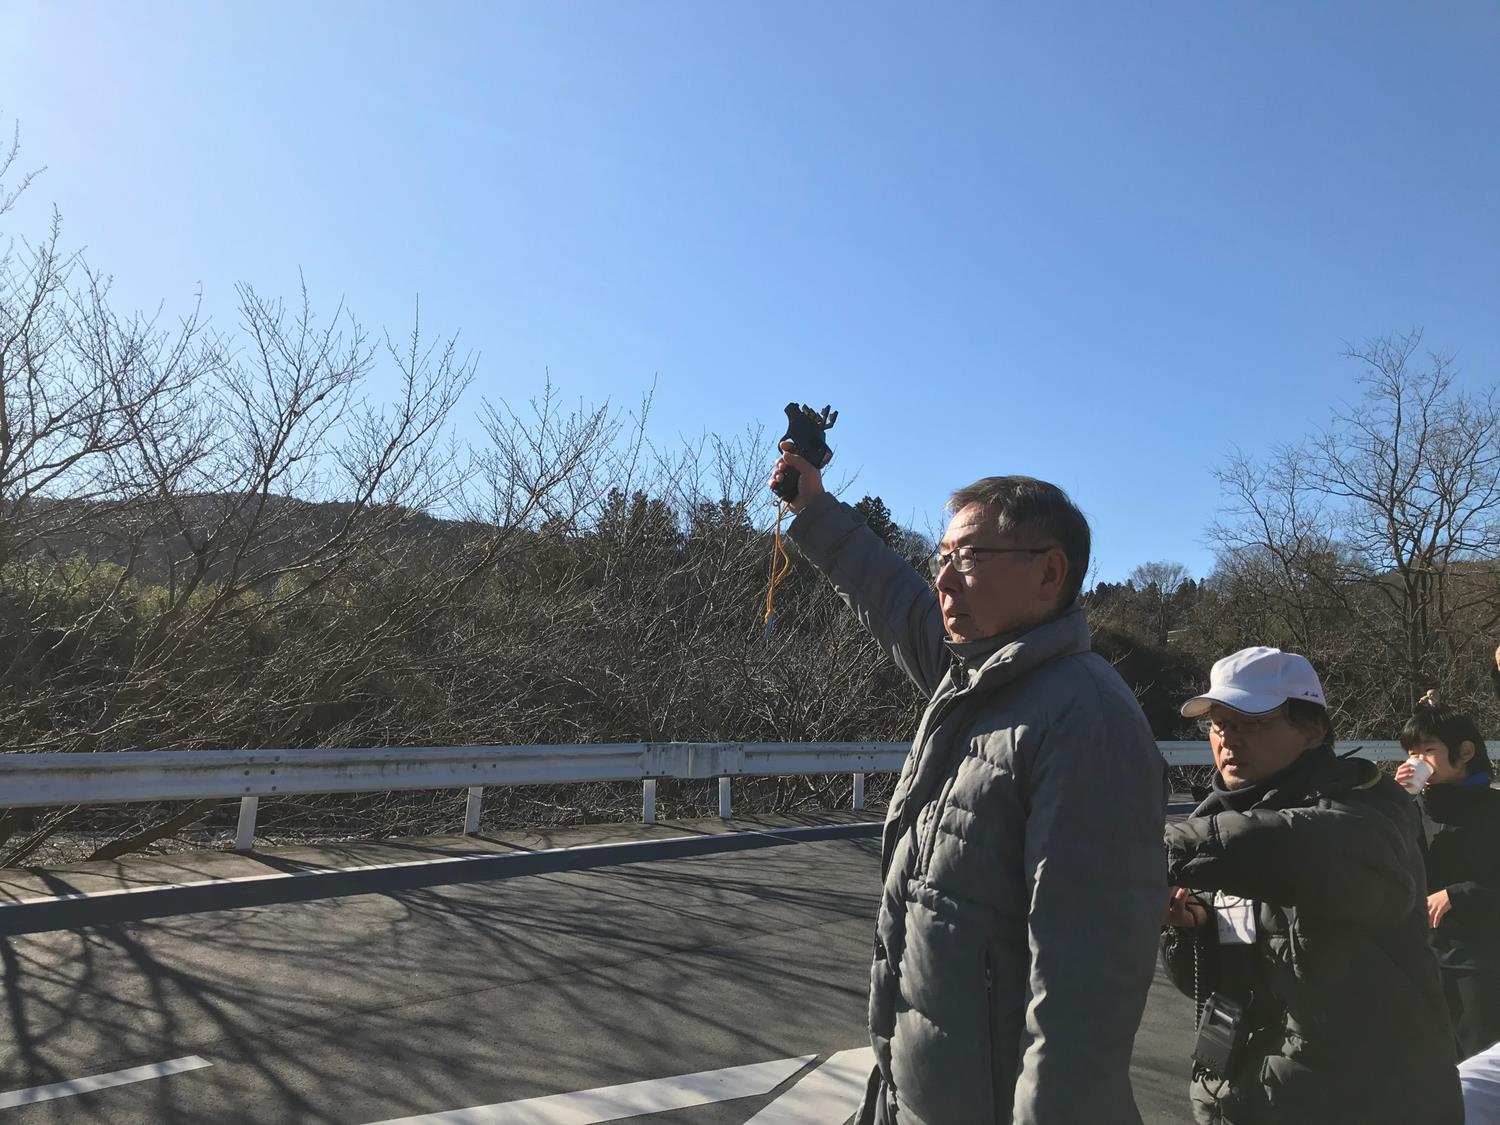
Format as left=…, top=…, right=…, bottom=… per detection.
left=1159, top=646, right=1461, bottom=1124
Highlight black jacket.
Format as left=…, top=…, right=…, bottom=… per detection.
left=1419, top=781, right=1500, bottom=971
left=1162, top=747, right=1462, bottom=1124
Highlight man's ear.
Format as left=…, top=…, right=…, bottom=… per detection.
left=1460, top=740, right=1476, bottom=765
left=1040, top=548, right=1069, bottom=604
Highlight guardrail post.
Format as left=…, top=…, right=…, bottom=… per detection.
left=234, top=796, right=258, bottom=851
left=719, top=776, right=731, bottom=819
left=853, top=772, right=865, bottom=810
left=464, top=787, right=484, bottom=835
left=643, top=779, right=657, bottom=823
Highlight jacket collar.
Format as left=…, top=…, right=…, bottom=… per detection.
left=1197, top=746, right=1381, bottom=815
left=941, top=603, right=1092, bottom=694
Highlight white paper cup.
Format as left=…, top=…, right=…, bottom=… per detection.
left=1401, top=756, right=1434, bottom=795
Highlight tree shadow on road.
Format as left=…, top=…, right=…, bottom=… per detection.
left=0, top=835, right=883, bottom=1124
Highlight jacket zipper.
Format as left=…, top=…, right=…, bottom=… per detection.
left=984, top=950, right=1002, bottom=1121
left=915, top=774, right=956, bottom=877
left=905, top=684, right=972, bottom=877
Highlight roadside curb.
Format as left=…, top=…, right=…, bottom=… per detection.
left=0, top=820, right=881, bottom=936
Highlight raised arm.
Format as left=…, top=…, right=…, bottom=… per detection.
left=1165, top=797, right=1415, bottom=924
left=777, top=445, right=949, bottom=696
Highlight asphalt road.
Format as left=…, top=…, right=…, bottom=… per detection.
left=0, top=828, right=1196, bottom=1124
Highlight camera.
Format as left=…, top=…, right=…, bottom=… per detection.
left=1192, top=993, right=1249, bottom=1078
left=771, top=403, right=837, bottom=502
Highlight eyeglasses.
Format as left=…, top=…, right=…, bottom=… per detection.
left=1196, top=710, right=1285, bottom=736
left=928, top=545, right=1051, bottom=579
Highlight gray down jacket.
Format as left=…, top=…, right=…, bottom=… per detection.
left=789, top=495, right=1167, bottom=1125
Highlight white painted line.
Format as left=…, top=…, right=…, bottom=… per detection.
left=363, top=1055, right=815, bottom=1125
left=744, top=1047, right=874, bottom=1124
left=0, top=822, right=881, bottom=909
left=0, top=1055, right=211, bottom=1109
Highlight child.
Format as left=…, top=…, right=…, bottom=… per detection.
left=1398, top=700, right=1500, bottom=1056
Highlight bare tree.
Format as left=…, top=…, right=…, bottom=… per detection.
left=1209, top=330, right=1500, bottom=729
left=0, top=116, right=928, bottom=863
left=1126, top=561, right=1190, bottom=647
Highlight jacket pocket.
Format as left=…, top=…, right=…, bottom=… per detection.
left=889, top=937, right=997, bottom=1125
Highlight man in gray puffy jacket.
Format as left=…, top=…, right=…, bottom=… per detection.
left=771, top=444, right=1166, bottom=1125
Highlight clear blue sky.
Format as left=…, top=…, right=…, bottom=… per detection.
left=3, top=1, right=1497, bottom=584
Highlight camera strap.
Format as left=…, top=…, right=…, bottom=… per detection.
left=763, top=501, right=793, bottom=627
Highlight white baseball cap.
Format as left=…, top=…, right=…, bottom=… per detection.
left=1180, top=646, right=1327, bottom=718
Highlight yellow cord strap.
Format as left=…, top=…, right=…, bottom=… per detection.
left=764, top=502, right=793, bottom=625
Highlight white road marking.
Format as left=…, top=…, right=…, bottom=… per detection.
left=0, top=1055, right=211, bottom=1109
left=364, top=1056, right=816, bottom=1125
left=0, top=823, right=880, bottom=909
left=743, top=1048, right=873, bottom=1124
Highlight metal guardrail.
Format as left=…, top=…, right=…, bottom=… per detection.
left=0, top=740, right=1411, bottom=851
left=1160, top=740, right=1408, bottom=766
left=0, top=741, right=909, bottom=850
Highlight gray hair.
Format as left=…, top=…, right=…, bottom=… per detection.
left=947, top=475, right=1091, bottom=607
